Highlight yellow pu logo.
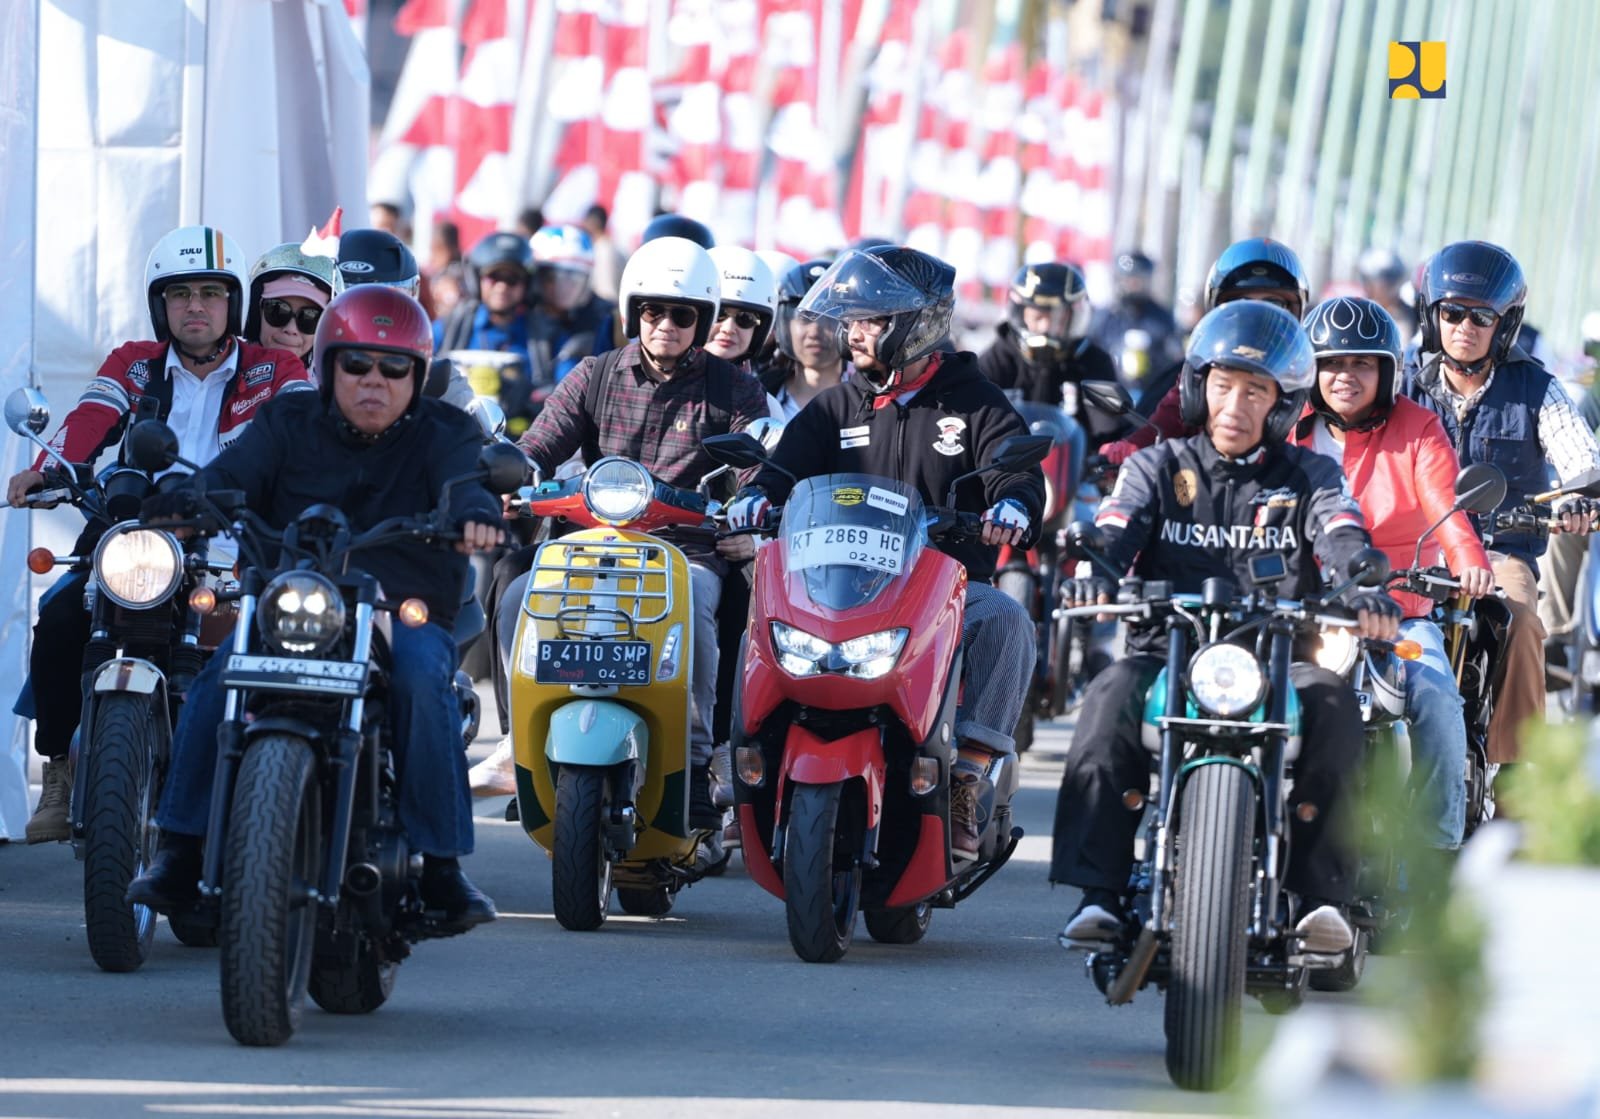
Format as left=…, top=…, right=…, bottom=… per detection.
left=1390, top=41, right=1445, bottom=99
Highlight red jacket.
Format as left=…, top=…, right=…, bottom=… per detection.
left=34, top=339, right=310, bottom=471
left=1290, top=397, right=1491, bottom=618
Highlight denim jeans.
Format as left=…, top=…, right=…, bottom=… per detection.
left=955, top=583, right=1035, bottom=755
left=1399, top=618, right=1467, bottom=849
left=157, top=621, right=475, bottom=857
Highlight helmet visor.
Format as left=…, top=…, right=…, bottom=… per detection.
left=797, top=251, right=932, bottom=325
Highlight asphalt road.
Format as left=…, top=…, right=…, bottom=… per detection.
left=1, top=711, right=1280, bottom=1119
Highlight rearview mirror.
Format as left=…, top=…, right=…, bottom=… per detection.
left=1059, top=519, right=1106, bottom=559
left=1080, top=380, right=1136, bottom=418
left=1346, top=547, right=1391, bottom=588
left=1454, top=463, right=1506, bottom=515
left=745, top=417, right=786, bottom=452
left=990, top=434, right=1053, bottom=473
left=1555, top=466, right=1600, bottom=500
left=3, top=387, right=50, bottom=437
left=701, top=431, right=770, bottom=470
left=126, top=420, right=182, bottom=473
left=478, top=442, right=530, bottom=494
left=467, top=396, right=508, bottom=441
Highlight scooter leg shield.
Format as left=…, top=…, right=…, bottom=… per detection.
left=544, top=700, right=649, bottom=778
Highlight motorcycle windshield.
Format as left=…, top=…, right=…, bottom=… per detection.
left=778, top=475, right=926, bottom=611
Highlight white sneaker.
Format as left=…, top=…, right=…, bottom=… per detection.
left=1058, top=903, right=1122, bottom=947
left=468, top=738, right=516, bottom=797
left=1294, top=904, right=1355, bottom=954
left=709, top=743, right=734, bottom=808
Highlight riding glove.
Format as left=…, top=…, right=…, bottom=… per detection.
left=981, top=497, right=1031, bottom=535
left=726, top=488, right=771, bottom=531
left=1063, top=576, right=1115, bottom=608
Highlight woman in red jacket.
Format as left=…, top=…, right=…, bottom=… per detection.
left=1292, top=296, right=1494, bottom=851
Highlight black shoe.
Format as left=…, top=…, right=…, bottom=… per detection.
left=419, top=857, right=498, bottom=929
left=126, top=831, right=203, bottom=914
left=1058, top=887, right=1126, bottom=946
left=688, top=763, right=721, bottom=830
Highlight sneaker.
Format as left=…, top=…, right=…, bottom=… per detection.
left=709, top=743, right=734, bottom=808
left=949, top=773, right=980, bottom=862
left=1058, top=888, right=1125, bottom=947
left=25, top=757, right=71, bottom=844
left=1294, top=902, right=1355, bottom=955
left=468, top=738, right=516, bottom=797
left=721, top=810, right=742, bottom=852
left=694, top=829, right=726, bottom=875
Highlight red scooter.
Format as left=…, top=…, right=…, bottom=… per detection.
left=702, top=432, right=1052, bottom=962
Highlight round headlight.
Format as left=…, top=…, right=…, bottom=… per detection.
left=582, top=457, right=652, bottom=524
left=1314, top=627, right=1359, bottom=676
left=1187, top=643, right=1266, bottom=719
left=259, top=571, right=345, bottom=654
left=93, top=525, right=182, bottom=609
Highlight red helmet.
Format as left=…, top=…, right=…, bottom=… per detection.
left=311, top=286, right=433, bottom=395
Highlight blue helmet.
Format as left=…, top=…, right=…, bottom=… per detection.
left=1418, top=240, right=1526, bottom=365
left=1179, top=300, right=1315, bottom=444
left=1204, top=237, right=1309, bottom=319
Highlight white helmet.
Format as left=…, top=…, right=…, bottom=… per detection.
left=531, top=223, right=595, bottom=276
left=145, top=225, right=248, bottom=341
left=755, top=249, right=801, bottom=287
left=619, top=236, right=721, bottom=349
left=708, top=246, right=777, bottom=360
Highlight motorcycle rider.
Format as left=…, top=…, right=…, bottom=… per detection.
left=528, top=223, right=614, bottom=385
left=472, top=237, right=770, bottom=837
left=337, top=227, right=423, bottom=300
left=1052, top=300, right=1400, bottom=952
left=126, top=285, right=503, bottom=929
left=1090, top=250, right=1182, bottom=390
left=1357, top=247, right=1418, bottom=340
left=244, top=242, right=342, bottom=366
left=703, top=246, right=778, bottom=373
left=7, top=225, right=312, bottom=844
left=434, top=231, right=539, bottom=371
left=1293, top=296, right=1494, bottom=851
left=759, top=259, right=852, bottom=420
left=979, top=262, right=1119, bottom=439
left=728, top=245, right=1044, bottom=861
left=1402, top=241, right=1600, bottom=765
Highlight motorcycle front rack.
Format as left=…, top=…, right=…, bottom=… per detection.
left=524, top=539, right=674, bottom=633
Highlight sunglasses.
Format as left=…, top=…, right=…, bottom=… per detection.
left=260, top=298, right=323, bottom=334
left=639, top=303, right=698, bottom=329
left=1437, top=301, right=1500, bottom=329
left=484, top=271, right=527, bottom=287
left=335, top=351, right=414, bottom=380
left=716, top=309, right=762, bottom=330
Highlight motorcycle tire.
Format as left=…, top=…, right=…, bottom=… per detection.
left=996, top=570, right=1038, bottom=753
left=863, top=902, right=932, bottom=944
left=1163, top=762, right=1254, bottom=1092
left=783, top=782, right=861, bottom=963
left=1310, top=928, right=1369, bottom=992
left=308, top=929, right=397, bottom=1015
left=168, top=911, right=219, bottom=948
left=220, top=735, right=322, bottom=1047
left=1050, top=616, right=1077, bottom=715
left=616, top=887, right=674, bottom=917
left=552, top=766, right=611, bottom=931
left=81, top=694, right=159, bottom=973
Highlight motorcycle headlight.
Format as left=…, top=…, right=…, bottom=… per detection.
left=837, top=628, right=909, bottom=680
left=1187, top=642, right=1266, bottom=719
left=582, top=457, right=652, bottom=524
left=771, top=622, right=829, bottom=677
left=1314, top=627, right=1359, bottom=676
left=93, top=525, right=182, bottom=609
left=259, top=571, right=345, bottom=655
left=771, top=623, right=909, bottom=680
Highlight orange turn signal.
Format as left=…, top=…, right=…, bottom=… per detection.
left=1393, top=640, right=1423, bottom=661
left=736, top=746, right=766, bottom=787
left=397, top=598, right=429, bottom=628
left=188, top=586, right=217, bottom=615
left=910, top=757, right=939, bottom=796
left=27, top=547, right=55, bottom=574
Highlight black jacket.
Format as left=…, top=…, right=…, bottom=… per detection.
left=751, top=350, right=1045, bottom=582
left=1095, top=434, right=1373, bottom=651
left=977, top=324, right=1120, bottom=439
left=178, top=392, right=501, bottom=629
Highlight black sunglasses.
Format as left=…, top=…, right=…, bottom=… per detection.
left=639, top=303, right=698, bottom=329
left=260, top=298, right=323, bottom=334
left=1437, top=301, right=1499, bottom=329
left=717, top=309, right=762, bottom=330
left=336, top=351, right=414, bottom=380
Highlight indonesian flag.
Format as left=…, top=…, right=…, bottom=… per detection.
left=368, top=0, right=459, bottom=246
left=449, top=0, right=523, bottom=247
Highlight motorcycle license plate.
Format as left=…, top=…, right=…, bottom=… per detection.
left=222, top=654, right=367, bottom=696
left=534, top=639, right=652, bottom=685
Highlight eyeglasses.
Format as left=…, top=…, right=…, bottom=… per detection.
left=484, top=271, right=527, bottom=287
left=335, top=351, right=414, bottom=380
left=163, top=283, right=230, bottom=305
left=716, top=309, right=762, bottom=330
left=639, top=303, right=698, bottom=329
left=1437, top=301, right=1500, bottom=329
left=260, top=298, right=323, bottom=334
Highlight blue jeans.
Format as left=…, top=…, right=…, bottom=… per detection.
left=157, top=621, right=475, bottom=857
left=1399, top=619, right=1467, bottom=850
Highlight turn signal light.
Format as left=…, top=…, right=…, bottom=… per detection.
left=27, top=547, right=54, bottom=574
left=1296, top=802, right=1319, bottom=823
left=736, top=746, right=765, bottom=787
left=398, top=598, right=429, bottom=627
left=1121, top=789, right=1146, bottom=811
left=188, top=586, right=217, bottom=615
left=910, top=757, right=939, bottom=796
left=1393, top=640, right=1423, bottom=661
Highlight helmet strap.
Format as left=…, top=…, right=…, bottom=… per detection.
left=171, top=334, right=233, bottom=370
left=1442, top=351, right=1493, bottom=379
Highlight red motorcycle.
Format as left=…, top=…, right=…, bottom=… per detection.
left=702, top=432, right=1051, bottom=962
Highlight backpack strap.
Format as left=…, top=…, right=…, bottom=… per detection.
left=580, top=347, right=632, bottom=464
left=704, top=355, right=734, bottom=436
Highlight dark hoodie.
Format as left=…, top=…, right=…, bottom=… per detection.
left=751, top=350, right=1045, bottom=582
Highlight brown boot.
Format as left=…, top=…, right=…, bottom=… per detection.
left=25, top=757, right=71, bottom=844
left=949, top=772, right=980, bottom=862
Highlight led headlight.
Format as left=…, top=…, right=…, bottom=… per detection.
left=837, top=628, right=909, bottom=680
left=1187, top=642, right=1266, bottom=719
left=259, top=571, right=345, bottom=655
left=93, top=525, right=182, bottom=609
left=770, top=623, right=909, bottom=680
left=771, top=622, right=830, bottom=677
left=582, top=457, right=652, bottom=524
left=1314, top=627, right=1359, bottom=676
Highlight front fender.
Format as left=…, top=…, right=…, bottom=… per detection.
left=545, top=699, right=649, bottom=768
left=781, top=725, right=884, bottom=829
left=91, top=657, right=167, bottom=697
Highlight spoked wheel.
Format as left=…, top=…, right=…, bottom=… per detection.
left=81, top=695, right=159, bottom=973
left=220, top=735, right=322, bottom=1047
left=864, top=901, right=932, bottom=944
left=782, top=782, right=861, bottom=963
left=552, top=767, right=611, bottom=931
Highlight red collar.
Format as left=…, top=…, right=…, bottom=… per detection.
left=871, top=352, right=942, bottom=410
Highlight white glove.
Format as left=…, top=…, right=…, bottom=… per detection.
left=982, top=497, right=1031, bottom=534
left=726, top=491, right=771, bottom=531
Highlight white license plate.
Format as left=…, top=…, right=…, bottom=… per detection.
left=223, top=655, right=367, bottom=696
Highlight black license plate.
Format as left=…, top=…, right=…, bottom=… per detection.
left=534, top=639, right=652, bottom=685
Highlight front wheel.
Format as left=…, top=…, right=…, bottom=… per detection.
left=1164, top=762, right=1255, bottom=1091
left=997, top=570, right=1039, bottom=752
left=783, top=782, right=861, bottom=963
left=864, top=902, right=932, bottom=944
left=551, top=767, right=611, bottom=931
left=220, top=735, right=322, bottom=1047
left=81, top=694, right=160, bottom=973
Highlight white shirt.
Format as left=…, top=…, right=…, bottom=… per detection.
left=163, top=343, right=240, bottom=564
left=1310, top=417, right=1344, bottom=465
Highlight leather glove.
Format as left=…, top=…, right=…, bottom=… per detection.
left=1062, top=576, right=1115, bottom=608
left=140, top=490, right=199, bottom=523
left=1557, top=495, right=1600, bottom=535
left=1097, top=440, right=1139, bottom=466
left=726, top=488, right=771, bottom=531
left=1347, top=590, right=1403, bottom=641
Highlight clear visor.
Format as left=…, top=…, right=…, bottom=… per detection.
left=797, top=251, right=929, bottom=326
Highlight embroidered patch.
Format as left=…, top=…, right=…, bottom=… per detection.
left=932, top=417, right=966, bottom=457
left=125, top=361, right=151, bottom=389
left=840, top=423, right=870, bottom=450
left=1173, top=468, right=1199, bottom=508
left=242, top=362, right=273, bottom=386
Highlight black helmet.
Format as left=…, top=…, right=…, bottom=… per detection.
left=1357, top=247, right=1407, bottom=287
left=1303, top=296, right=1404, bottom=430
left=1114, top=250, right=1155, bottom=278
left=798, top=246, right=955, bottom=392
left=641, top=213, right=714, bottom=249
left=1006, top=262, right=1090, bottom=357
left=1179, top=300, right=1316, bottom=445
left=1204, top=237, right=1309, bottom=319
left=336, top=229, right=421, bottom=297
left=775, top=258, right=845, bottom=363
left=465, top=231, right=535, bottom=290
left=1417, top=240, right=1526, bottom=365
